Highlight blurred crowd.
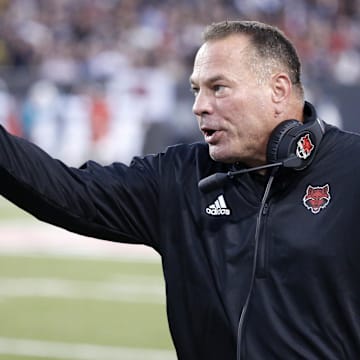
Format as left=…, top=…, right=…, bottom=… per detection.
left=0, top=0, right=359, bottom=165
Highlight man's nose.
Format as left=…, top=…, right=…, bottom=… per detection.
left=192, top=91, right=213, bottom=117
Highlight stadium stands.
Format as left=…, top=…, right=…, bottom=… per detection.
left=0, top=0, right=358, bottom=165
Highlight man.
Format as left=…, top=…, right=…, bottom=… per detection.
left=0, top=20, right=359, bottom=359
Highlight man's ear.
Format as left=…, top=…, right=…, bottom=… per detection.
left=271, top=72, right=292, bottom=104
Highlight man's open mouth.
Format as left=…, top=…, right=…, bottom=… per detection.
left=204, top=129, right=216, bottom=137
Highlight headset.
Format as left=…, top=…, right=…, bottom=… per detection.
left=199, top=102, right=325, bottom=192
left=266, top=102, right=325, bottom=171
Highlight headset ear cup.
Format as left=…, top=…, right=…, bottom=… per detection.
left=266, top=119, right=301, bottom=164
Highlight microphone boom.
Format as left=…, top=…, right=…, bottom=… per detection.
left=198, top=156, right=302, bottom=192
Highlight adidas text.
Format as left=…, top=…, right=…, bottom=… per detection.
left=206, top=194, right=231, bottom=216
left=206, top=208, right=230, bottom=216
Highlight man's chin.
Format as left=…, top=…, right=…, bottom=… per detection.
left=209, top=148, right=235, bottom=164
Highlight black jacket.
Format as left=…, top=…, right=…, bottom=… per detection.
left=1, top=106, right=360, bottom=359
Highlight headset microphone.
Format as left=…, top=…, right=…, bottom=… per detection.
left=198, top=155, right=302, bottom=193
left=199, top=103, right=325, bottom=193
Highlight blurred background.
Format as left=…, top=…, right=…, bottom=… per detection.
left=0, top=0, right=359, bottom=166
left=0, top=0, right=359, bottom=359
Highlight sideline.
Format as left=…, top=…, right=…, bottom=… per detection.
left=0, top=221, right=161, bottom=262
left=0, top=337, right=176, bottom=360
left=0, top=276, right=166, bottom=304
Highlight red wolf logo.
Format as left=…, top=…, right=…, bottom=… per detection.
left=296, top=133, right=314, bottom=159
left=303, top=184, right=331, bottom=214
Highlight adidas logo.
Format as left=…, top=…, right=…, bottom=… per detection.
left=206, top=194, right=231, bottom=216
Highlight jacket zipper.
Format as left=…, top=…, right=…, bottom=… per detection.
left=237, top=171, right=277, bottom=360
left=256, top=202, right=269, bottom=278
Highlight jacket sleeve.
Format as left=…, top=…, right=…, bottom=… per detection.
left=0, top=126, right=161, bottom=251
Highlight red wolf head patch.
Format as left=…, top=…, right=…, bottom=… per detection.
left=303, top=184, right=331, bottom=214
left=296, top=133, right=314, bottom=160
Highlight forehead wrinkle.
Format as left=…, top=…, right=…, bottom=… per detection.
left=190, top=37, right=253, bottom=86
left=190, top=55, right=236, bottom=86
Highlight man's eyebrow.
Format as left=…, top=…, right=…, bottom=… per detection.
left=189, top=74, right=227, bottom=86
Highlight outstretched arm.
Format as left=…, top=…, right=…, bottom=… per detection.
left=0, top=126, right=160, bottom=250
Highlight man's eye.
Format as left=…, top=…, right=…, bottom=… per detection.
left=214, top=85, right=225, bottom=93
left=191, top=87, right=199, bottom=97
